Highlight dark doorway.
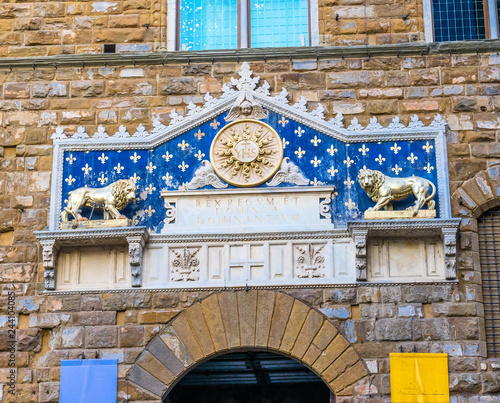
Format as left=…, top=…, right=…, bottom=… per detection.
left=165, top=351, right=332, bottom=403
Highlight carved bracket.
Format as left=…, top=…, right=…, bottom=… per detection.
left=352, top=230, right=368, bottom=281
left=40, top=240, right=60, bottom=290
left=442, top=228, right=457, bottom=280
left=126, top=233, right=148, bottom=287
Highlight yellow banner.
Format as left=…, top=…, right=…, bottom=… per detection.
left=390, top=353, right=449, bottom=403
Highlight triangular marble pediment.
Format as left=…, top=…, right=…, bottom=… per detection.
left=49, top=63, right=450, bottom=232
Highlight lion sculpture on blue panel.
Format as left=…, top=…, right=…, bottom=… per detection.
left=358, top=169, right=436, bottom=216
left=61, top=179, right=136, bottom=222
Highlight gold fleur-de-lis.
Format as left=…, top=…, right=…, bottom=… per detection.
left=162, top=151, right=173, bottom=162
left=210, top=119, right=220, bottom=130
left=146, top=162, right=156, bottom=173
left=327, top=165, right=338, bottom=177
left=162, top=172, right=173, bottom=184
left=344, top=177, right=355, bottom=189
left=130, top=152, right=141, bottom=163
left=375, top=154, right=385, bottom=165
left=282, top=138, right=290, bottom=149
left=343, top=156, right=354, bottom=167
left=424, top=163, right=435, bottom=174
left=145, top=206, right=155, bottom=217
left=358, top=144, right=369, bottom=156
left=392, top=165, right=402, bottom=175
left=66, top=154, right=76, bottom=165
left=295, top=126, right=305, bottom=137
left=145, top=184, right=156, bottom=195
left=113, top=163, right=124, bottom=174
left=390, top=143, right=401, bottom=154
left=178, top=140, right=190, bottom=151
left=178, top=161, right=189, bottom=172
left=310, top=177, right=321, bottom=187
left=98, top=153, right=108, bottom=164
left=178, top=182, right=188, bottom=191
left=129, top=173, right=140, bottom=184
left=195, top=150, right=205, bottom=161
left=327, top=145, right=338, bottom=156
left=310, top=156, right=322, bottom=167
left=345, top=198, right=357, bottom=211
left=407, top=153, right=418, bottom=164
left=65, top=175, right=76, bottom=185
left=295, top=148, right=305, bottom=159
left=311, top=136, right=321, bottom=147
left=97, top=174, right=108, bottom=185
left=279, top=116, right=289, bottom=127
left=331, top=191, right=339, bottom=199
left=194, top=129, right=205, bottom=140
left=423, top=141, right=434, bottom=153
left=82, top=164, right=92, bottom=175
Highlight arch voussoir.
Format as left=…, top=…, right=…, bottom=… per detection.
left=126, top=290, right=370, bottom=400
left=280, top=299, right=310, bottom=354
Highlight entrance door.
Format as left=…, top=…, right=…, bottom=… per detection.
left=165, top=351, right=332, bottom=403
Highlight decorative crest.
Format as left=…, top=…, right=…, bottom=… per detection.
left=230, top=62, right=260, bottom=91
left=51, top=126, right=68, bottom=140
left=73, top=126, right=89, bottom=140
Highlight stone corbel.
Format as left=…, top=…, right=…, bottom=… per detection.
left=352, top=230, right=368, bottom=281
left=40, top=239, right=60, bottom=290
left=442, top=228, right=458, bottom=280
left=126, top=233, right=149, bottom=287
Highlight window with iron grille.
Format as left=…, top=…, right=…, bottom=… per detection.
left=479, top=209, right=500, bottom=357
left=432, top=0, right=487, bottom=41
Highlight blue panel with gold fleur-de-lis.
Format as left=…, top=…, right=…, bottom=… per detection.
left=61, top=110, right=440, bottom=232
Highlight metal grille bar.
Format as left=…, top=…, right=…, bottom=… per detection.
left=479, top=210, right=500, bottom=357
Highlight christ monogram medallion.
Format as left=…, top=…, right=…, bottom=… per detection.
left=210, top=119, right=283, bottom=187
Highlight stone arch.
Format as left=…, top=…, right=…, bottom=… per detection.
left=451, top=165, right=500, bottom=219
left=126, top=290, right=369, bottom=402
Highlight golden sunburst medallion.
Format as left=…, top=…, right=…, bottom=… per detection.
left=210, top=119, right=283, bottom=187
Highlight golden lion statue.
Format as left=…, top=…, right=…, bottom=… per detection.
left=358, top=169, right=436, bottom=216
left=61, top=179, right=136, bottom=222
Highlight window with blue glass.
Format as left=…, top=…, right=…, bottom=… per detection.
left=432, top=0, right=487, bottom=41
left=178, top=0, right=310, bottom=51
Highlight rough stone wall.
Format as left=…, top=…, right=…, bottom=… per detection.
left=1, top=52, right=500, bottom=401
left=0, top=0, right=423, bottom=57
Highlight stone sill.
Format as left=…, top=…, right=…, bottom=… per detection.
left=347, top=218, right=461, bottom=238
left=1, top=40, right=500, bottom=69
left=34, top=226, right=149, bottom=246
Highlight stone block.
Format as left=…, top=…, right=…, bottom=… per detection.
left=268, top=292, right=294, bottom=350
left=280, top=300, right=310, bottom=353
left=449, top=373, right=481, bottom=393
left=17, top=329, right=41, bottom=352
left=81, top=295, right=102, bottom=311
left=237, top=291, right=258, bottom=347
left=85, top=326, right=117, bottom=348
left=375, top=319, right=412, bottom=341
left=200, top=294, right=227, bottom=351
left=255, top=291, right=275, bottom=347
left=322, top=348, right=359, bottom=383
left=61, top=327, right=84, bottom=348
left=412, top=318, right=454, bottom=341
left=72, top=311, right=116, bottom=326
left=159, top=78, right=197, bottom=95
left=218, top=292, right=240, bottom=349
left=159, top=326, right=195, bottom=369
left=312, top=334, right=349, bottom=374
left=147, top=336, right=185, bottom=377
left=482, top=372, right=500, bottom=393
left=171, top=314, right=204, bottom=362
left=183, top=303, right=215, bottom=356
left=4, top=83, right=30, bottom=99
left=291, top=310, right=324, bottom=359
left=329, top=360, right=368, bottom=393
left=137, top=351, right=175, bottom=386
left=38, top=382, right=59, bottom=403
left=71, top=80, right=105, bottom=97
left=127, top=365, right=165, bottom=398
left=119, top=325, right=144, bottom=348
